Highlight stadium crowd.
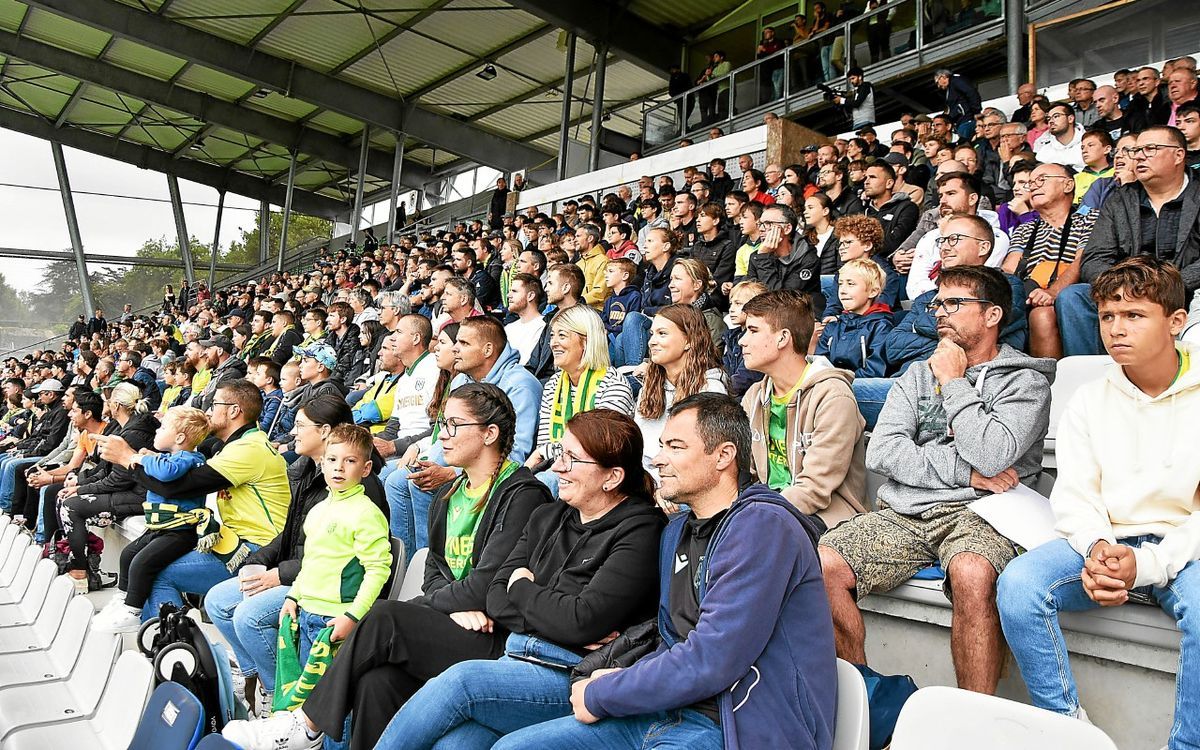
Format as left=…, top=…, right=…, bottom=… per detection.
left=1, top=56, right=1199, bottom=750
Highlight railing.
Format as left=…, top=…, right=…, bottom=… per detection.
left=642, top=0, right=1003, bottom=150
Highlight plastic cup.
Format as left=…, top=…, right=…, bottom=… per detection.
left=240, top=564, right=267, bottom=599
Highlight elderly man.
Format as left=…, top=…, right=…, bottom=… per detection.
left=1011, top=82, right=1037, bottom=125
left=1167, top=66, right=1199, bottom=126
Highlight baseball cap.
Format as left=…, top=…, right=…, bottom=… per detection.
left=913, top=114, right=933, bottom=124
left=199, top=336, right=235, bottom=354
left=801, top=144, right=819, bottom=153
left=856, top=126, right=877, bottom=136
left=882, top=152, right=909, bottom=167
left=226, top=307, right=247, bottom=321
left=31, top=378, right=65, bottom=394
left=296, top=343, right=337, bottom=371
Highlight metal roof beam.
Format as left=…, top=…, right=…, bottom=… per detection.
left=0, top=107, right=349, bottom=220
left=24, top=0, right=553, bottom=172
left=0, top=30, right=424, bottom=191
left=0, top=245, right=252, bottom=272
left=502, top=0, right=681, bottom=76
left=327, top=0, right=457, bottom=76
left=406, top=23, right=554, bottom=101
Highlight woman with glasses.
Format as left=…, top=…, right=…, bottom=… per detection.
left=228, top=383, right=552, bottom=750
left=669, top=258, right=728, bottom=356
left=821, top=215, right=901, bottom=319
left=204, top=394, right=387, bottom=715
left=370, top=409, right=664, bottom=750
left=525, top=306, right=634, bottom=495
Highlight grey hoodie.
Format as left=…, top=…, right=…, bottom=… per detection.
left=866, top=344, right=1055, bottom=516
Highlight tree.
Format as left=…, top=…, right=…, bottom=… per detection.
left=225, top=211, right=331, bottom=265
left=0, top=273, right=32, bottom=325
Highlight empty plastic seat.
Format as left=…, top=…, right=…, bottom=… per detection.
left=0, top=618, right=118, bottom=689
left=0, top=577, right=82, bottom=654
left=1043, top=355, right=1112, bottom=468
left=890, top=686, right=1119, bottom=749
left=833, top=658, right=870, bottom=750
left=0, top=547, right=47, bottom=612
left=0, top=524, right=21, bottom=564
left=385, top=536, right=408, bottom=601
left=4, top=650, right=154, bottom=750
left=126, top=681, right=205, bottom=750
left=0, top=559, right=62, bottom=628
left=0, top=530, right=32, bottom=588
left=397, top=547, right=427, bottom=601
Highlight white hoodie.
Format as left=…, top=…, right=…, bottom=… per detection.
left=1052, top=342, right=1200, bottom=588
left=905, top=208, right=1011, bottom=300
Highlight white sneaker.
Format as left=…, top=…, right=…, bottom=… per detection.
left=68, top=575, right=89, bottom=596
left=92, top=602, right=142, bottom=633
left=222, top=709, right=321, bottom=750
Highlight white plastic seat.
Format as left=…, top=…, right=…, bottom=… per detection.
left=3, top=650, right=153, bottom=750
left=0, top=523, right=21, bottom=564
left=0, top=558, right=58, bottom=627
left=0, top=577, right=81, bottom=654
left=833, top=659, right=869, bottom=750
left=0, top=605, right=114, bottom=688
left=1043, top=355, right=1112, bottom=468
left=890, top=686, right=1119, bottom=749
left=0, top=546, right=45, bottom=609
left=0, top=531, right=32, bottom=587
left=397, top=547, right=428, bottom=601
left=385, top=536, right=408, bottom=601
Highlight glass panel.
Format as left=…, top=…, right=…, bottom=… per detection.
left=846, top=0, right=919, bottom=69
left=643, top=98, right=683, bottom=150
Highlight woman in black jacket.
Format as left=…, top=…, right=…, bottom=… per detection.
left=204, top=395, right=387, bottom=709
left=372, top=408, right=664, bottom=750
left=60, top=382, right=158, bottom=592
left=223, top=382, right=552, bottom=750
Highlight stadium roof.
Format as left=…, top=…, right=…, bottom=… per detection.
left=0, top=0, right=746, bottom=220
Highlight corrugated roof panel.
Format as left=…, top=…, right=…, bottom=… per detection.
left=113, top=0, right=166, bottom=11
left=67, top=95, right=134, bottom=128
left=242, top=92, right=319, bottom=121
left=164, top=0, right=295, bottom=46
left=598, top=60, right=665, bottom=101
left=205, top=125, right=261, bottom=148
left=476, top=99, right=582, bottom=139
left=124, top=124, right=186, bottom=151
left=234, top=154, right=293, bottom=174
left=198, top=137, right=251, bottom=162
left=405, top=147, right=435, bottom=167
left=174, top=64, right=257, bottom=101
left=255, top=0, right=409, bottom=73
left=5, top=73, right=74, bottom=117
left=77, top=85, right=146, bottom=115
left=418, top=67, right=538, bottom=117
left=306, top=110, right=361, bottom=136
left=627, top=0, right=740, bottom=31
left=409, top=2, right=543, bottom=58
left=0, top=0, right=28, bottom=32
left=496, top=31, right=594, bottom=82
left=103, top=38, right=189, bottom=81
left=20, top=7, right=111, bottom=57
left=340, top=32, right=472, bottom=97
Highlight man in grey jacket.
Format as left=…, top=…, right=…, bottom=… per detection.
left=819, top=265, right=1054, bottom=695
left=1057, top=126, right=1200, bottom=355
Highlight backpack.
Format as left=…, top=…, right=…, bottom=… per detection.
left=137, top=602, right=246, bottom=736
left=44, top=528, right=111, bottom=591
left=854, top=663, right=919, bottom=750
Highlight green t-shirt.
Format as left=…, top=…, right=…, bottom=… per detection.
left=444, top=460, right=519, bottom=580
left=766, top=380, right=804, bottom=491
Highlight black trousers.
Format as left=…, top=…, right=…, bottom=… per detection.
left=303, top=600, right=506, bottom=750
left=40, top=482, right=64, bottom=540
left=119, top=528, right=196, bottom=608
left=59, top=492, right=119, bottom=571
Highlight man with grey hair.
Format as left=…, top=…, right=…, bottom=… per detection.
left=349, top=288, right=378, bottom=326
left=1069, top=77, right=1098, bottom=126
left=376, top=290, right=410, bottom=333
left=1167, top=65, right=1199, bottom=126
left=935, top=68, right=981, bottom=140
left=975, top=108, right=1007, bottom=195
left=1011, top=82, right=1037, bottom=125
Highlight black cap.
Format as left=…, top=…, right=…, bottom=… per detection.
left=198, top=336, right=234, bottom=354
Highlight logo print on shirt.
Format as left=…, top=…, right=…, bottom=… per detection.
left=674, top=553, right=689, bottom=574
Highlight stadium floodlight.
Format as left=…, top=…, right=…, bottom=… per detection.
left=476, top=64, right=498, bottom=81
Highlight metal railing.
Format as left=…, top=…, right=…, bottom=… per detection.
left=642, top=0, right=1004, bottom=150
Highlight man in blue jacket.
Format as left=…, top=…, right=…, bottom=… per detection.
left=512, top=393, right=836, bottom=750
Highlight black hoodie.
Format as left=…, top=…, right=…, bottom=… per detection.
left=418, top=465, right=552, bottom=616
left=76, top=411, right=159, bottom=514
left=487, top=497, right=665, bottom=649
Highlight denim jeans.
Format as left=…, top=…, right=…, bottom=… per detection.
left=851, top=377, right=896, bottom=431
left=0, top=456, right=38, bottom=510
left=819, top=44, right=834, bottom=81
left=1055, top=284, right=1103, bottom=356
left=141, top=544, right=259, bottom=622
left=204, top=576, right=289, bottom=691
left=298, top=608, right=330, bottom=667
left=492, top=709, right=722, bottom=750
left=609, top=312, right=652, bottom=369
left=535, top=470, right=560, bottom=499
left=385, top=465, right=437, bottom=563
left=997, top=536, right=1200, bottom=749
left=375, top=639, right=583, bottom=750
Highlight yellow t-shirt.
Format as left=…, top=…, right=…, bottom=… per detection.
left=206, top=427, right=290, bottom=545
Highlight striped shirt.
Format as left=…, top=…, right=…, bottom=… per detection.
left=1009, top=210, right=1097, bottom=271
left=534, top=369, right=635, bottom=461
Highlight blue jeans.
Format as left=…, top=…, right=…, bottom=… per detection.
left=998, top=536, right=1200, bottom=749
left=205, top=576, right=289, bottom=691
left=819, top=44, right=834, bottom=81
left=493, top=709, right=723, bottom=750
left=376, top=641, right=581, bottom=749
left=142, top=544, right=259, bottom=622
left=609, top=312, right=652, bottom=369
left=297, top=608, right=329, bottom=667
left=1055, top=284, right=1103, bottom=356
left=0, top=456, right=38, bottom=510
left=386, top=464, right=437, bottom=562
left=535, top=470, right=560, bottom=499
left=851, top=377, right=895, bottom=431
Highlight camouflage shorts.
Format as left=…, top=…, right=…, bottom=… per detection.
left=820, top=503, right=1017, bottom=600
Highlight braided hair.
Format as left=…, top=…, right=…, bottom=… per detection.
left=445, top=381, right=517, bottom=512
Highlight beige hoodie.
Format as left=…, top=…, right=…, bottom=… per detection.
left=742, top=356, right=867, bottom=527
left=1052, top=342, right=1200, bottom=588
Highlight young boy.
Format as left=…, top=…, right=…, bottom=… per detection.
left=723, top=280, right=767, bottom=398
left=998, top=257, right=1200, bottom=736
left=92, top=406, right=210, bottom=632
left=248, top=357, right=284, bottom=437
left=601, top=257, right=643, bottom=337
left=815, top=258, right=894, bottom=378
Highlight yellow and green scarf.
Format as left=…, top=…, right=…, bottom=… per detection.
left=548, top=369, right=605, bottom=441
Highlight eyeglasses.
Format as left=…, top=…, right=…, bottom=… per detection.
left=435, top=417, right=485, bottom=437
left=934, top=233, right=987, bottom=248
left=1028, top=174, right=1072, bottom=187
left=208, top=401, right=238, bottom=411
left=1121, top=144, right=1185, bottom=158
left=925, top=297, right=995, bottom=314
left=1046, top=112, right=1072, bottom=121
left=293, top=418, right=319, bottom=430
left=837, top=239, right=858, bottom=249
left=760, top=220, right=791, bottom=228
left=554, top=451, right=599, bottom=471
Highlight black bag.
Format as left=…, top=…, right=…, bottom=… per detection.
left=44, top=528, right=109, bottom=591
left=569, top=619, right=660, bottom=683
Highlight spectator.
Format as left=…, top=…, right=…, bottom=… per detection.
left=602, top=258, right=642, bottom=360
left=190, top=335, right=248, bottom=411
left=453, top=246, right=500, bottom=312
left=935, top=68, right=982, bottom=140
left=818, top=161, right=864, bottom=217
left=504, top=273, right=546, bottom=366
left=497, top=393, right=835, bottom=750
left=433, top=277, right=482, bottom=333
left=998, top=257, right=1198, bottom=737
left=87, top=307, right=107, bottom=337
left=1034, top=103, right=1085, bottom=171
left=0, top=377, right=70, bottom=511
left=116, top=349, right=162, bottom=412
left=690, top=202, right=737, bottom=294
left=742, top=168, right=776, bottom=206
left=1078, top=132, right=1139, bottom=215
left=246, top=357, right=283, bottom=436
left=263, top=310, right=303, bottom=366
left=1178, top=103, right=1200, bottom=167
left=757, top=26, right=786, bottom=100
left=295, top=343, right=346, bottom=402
left=324, top=301, right=363, bottom=389
left=1070, top=77, right=1099, bottom=126
left=820, top=265, right=1053, bottom=694
left=670, top=258, right=727, bottom=356
left=815, top=258, right=895, bottom=378
left=1167, top=66, right=1199, bottom=126
left=731, top=202, right=764, bottom=286
left=352, top=319, right=388, bottom=381
left=526, top=264, right=585, bottom=380
left=1125, top=65, right=1170, bottom=132
left=24, top=391, right=105, bottom=541
left=297, top=308, right=328, bottom=351
left=369, top=316, right=440, bottom=468
left=862, top=162, right=921, bottom=255
left=1075, top=129, right=1114, bottom=201
left=802, top=193, right=839, bottom=275
left=488, top=177, right=509, bottom=231
left=707, top=157, right=735, bottom=201
left=746, top=204, right=824, bottom=314
left=574, top=224, right=610, bottom=310
left=1025, top=96, right=1052, bottom=148
left=1011, top=82, right=1036, bottom=125
left=224, top=383, right=552, bottom=750
left=1093, top=84, right=1128, bottom=142
left=824, top=214, right=902, bottom=317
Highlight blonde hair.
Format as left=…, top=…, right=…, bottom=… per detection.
left=839, top=257, right=886, bottom=297
left=164, top=406, right=209, bottom=449
left=108, top=382, right=149, bottom=414
left=730, top=280, right=768, bottom=301
left=549, top=304, right=611, bottom=371
left=673, top=258, right=715, bottom=295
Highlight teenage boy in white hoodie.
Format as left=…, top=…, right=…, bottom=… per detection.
left=998, top=257, right=1200, bottom=746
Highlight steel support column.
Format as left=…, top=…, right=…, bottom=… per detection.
left=387, top=134, right=406, bottom=241
left=1005, top=0, right=1024, bottom=90
left=351, top=125, right=371, bottom=244
left=258, top=199, right=270, bottom=263
left=166, top=175, right=196, bottom=285
left=588, top=44, right=608, bottom=172
left=50, top=142, right=95, bottom=317
left=557, top=32, right=577, bottom=181
left=208, top=190, right=224, bottom=289
left=277, top=152, right=297, bottom=274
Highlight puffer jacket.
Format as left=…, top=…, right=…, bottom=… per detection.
left=75, top=411, right=159, bottom=516
left=815, top=304, right=895, bottom=378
